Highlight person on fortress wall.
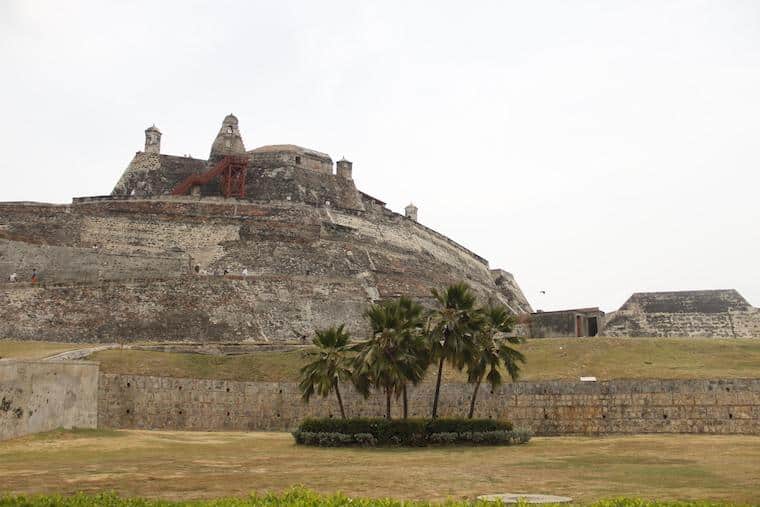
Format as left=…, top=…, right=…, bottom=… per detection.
left=242, top=268, right=249, bottom=277
left=31, top=269, right=38, bottom=284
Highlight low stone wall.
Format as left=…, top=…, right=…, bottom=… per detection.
left=0, top=360, right=99, bottom=441
left=98, top=375, right=760, bottom=435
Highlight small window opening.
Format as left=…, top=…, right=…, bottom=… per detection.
left=295, top=156, right=302, bottom=165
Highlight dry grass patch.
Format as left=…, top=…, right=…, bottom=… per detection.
left=0, top=430, right=758, bottom=503
left=0, top=340, right=94, bottom=360
left=90, top=337, right=760, bottom=382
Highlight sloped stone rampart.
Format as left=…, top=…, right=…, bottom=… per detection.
left=0, top=198, right=531, bottom=343
left=602, top=290, right=760, bottom=338
left=98, top=375, right=760, bottom=435
left=0, top=360, right=99, bottom=441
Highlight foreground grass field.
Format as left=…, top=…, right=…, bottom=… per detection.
left=88, top=337, right=760, bottom=382
left=0, top=489, right=745, bottom=507
left=0, top=340, right=93, bottom=360
left=0, top=430, right=758, bottom=503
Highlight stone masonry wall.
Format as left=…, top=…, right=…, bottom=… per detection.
left=0, top=360, right=99, bottom=441
left=0, top=197, right=530, bottom=343
left=603, top=290, right=760, bottom=338
left=98, top=375, right=760, bottom=436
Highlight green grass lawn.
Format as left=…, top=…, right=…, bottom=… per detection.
left=0, top=340, right=94, bottom=360
left=88, top=337, right=760, bottom=382
left=0, top=430, right=758, bottom=503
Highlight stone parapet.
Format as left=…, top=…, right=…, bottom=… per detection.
left=0, top=360, right=99, bottom=441
left=98, top=376, right=760, bottom=435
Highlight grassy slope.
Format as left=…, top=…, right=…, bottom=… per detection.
left=89, top=337, right=760, bottom=382
left=0, top=340, right=93, bottom=360
left=0, top=430, right=758, bottom=503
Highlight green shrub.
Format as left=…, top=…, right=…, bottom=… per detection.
left=426, top=418, right=512, bottom=433
left=427, top=431, right=458, bottom=444
left=293, top=418, right=526, bottom=447
left=352, top=432, right=377, bottom=446
left=511, top=428, right=532, bottom=444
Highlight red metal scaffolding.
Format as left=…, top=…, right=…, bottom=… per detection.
left=171, top=156, right=249, bottom=198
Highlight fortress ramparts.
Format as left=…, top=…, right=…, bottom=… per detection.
left=99, top=374, right=760, bottom=436
left=0, top=115, right=532, bottom=343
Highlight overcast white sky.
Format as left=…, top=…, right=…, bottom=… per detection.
left=1, top=1, right=758, bottom=312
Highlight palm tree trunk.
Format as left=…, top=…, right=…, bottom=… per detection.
left=385, top=388, right=392, bottom=419
left=334, top=380, right=346, bottom=419
left=402, top=384, right=408, bottom=419
left=432, top=356, right=445, bottom=419
left=468, top=376, right=483, bottom=419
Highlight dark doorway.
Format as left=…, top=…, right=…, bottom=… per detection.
left=576, top=315, right=583, bottom=337
left=588, top=317, right=598, bottom=337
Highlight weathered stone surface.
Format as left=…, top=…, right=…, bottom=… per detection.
left=0, top=114, right=531, bottom=343
left=604, top=290, right=760, bottom=338
left=98, top=375, right=760, bottom=435
left=0, top=360, right=99, bottom=441
left=0, top=197, right=531, bottom=343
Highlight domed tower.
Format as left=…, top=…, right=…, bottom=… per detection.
left=144, top=125, right=161, bottom=154
left=209, top=114, right=246, bottom=160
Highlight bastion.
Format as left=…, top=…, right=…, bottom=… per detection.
left=0, top=115, right=531, bottom=343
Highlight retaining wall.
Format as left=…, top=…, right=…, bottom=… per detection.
left=98, top=375, right=760, bottom=435
left=0, top=360, right=99, bottom=440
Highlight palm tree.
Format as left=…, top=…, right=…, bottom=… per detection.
left=466, top=305, right=525, bottom=419
left=298, top=325, right=353, bottom=419
left=428, top=282, right=483, bottom=419
left=353, top=298, right=428, bottom=419
left=397, top=297, right=429, bottom=418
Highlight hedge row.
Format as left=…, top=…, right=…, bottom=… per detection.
left=298, top=417, right=512, bottom=434
left=293, top=418, right=525, bottom=447
left=0, top=488, right=741, bottom=506
left=293, top=429, right=531, bottom=447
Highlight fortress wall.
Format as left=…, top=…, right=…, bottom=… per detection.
left=79, top=215, right=240, bottom=268
left=328, top=208, right=496, bottom=292
left=0, top=197, right=527, bottom=343
left=603, top=311, right=760, bottom=338
left=0, top=277, right=371, bottom=343
left=0, top=239, right=187, bottom=283
left=0, top=202, right=80, bottom=247
left=601, top=290, right=760, bottom=338
left=0, top=360, right=99, bottom=441
left=5, top=198, right=498, bottom=292
left=98, top=375, right=760, bottom=436
left=733, top=311, right=760, bottom=338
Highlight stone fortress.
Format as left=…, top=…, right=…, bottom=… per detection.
left=2, top=114, right=759, bottom=441
left=529, top=290, right=760, bottom=339
left=0, top=114, right=758, bottom=343
left=0, top=114, right=533, bottom=344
